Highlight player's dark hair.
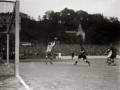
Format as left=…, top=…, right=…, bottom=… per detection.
left=48, top=42, right=51, bottom=45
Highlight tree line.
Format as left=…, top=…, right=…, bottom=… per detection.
left=1, top=8, right=120, bottom=47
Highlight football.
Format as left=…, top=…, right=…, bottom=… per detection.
left=54, top=37, right=58, bottom=40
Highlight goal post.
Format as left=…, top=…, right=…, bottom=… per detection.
left=15, top=0, right=20, bottom=77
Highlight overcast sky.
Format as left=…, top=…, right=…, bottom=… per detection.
left=5, top=0, right=120, bottom=21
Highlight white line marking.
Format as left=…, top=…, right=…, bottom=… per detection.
left=17, top=76, right=33, bottom=90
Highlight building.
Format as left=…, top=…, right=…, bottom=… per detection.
left=0, top=12, right=34, bottom=34
left=20, top=42, right=31, bottom=46
left=20, top=12, right=31, bottom=19
left=0, top=13, right=15, bottom=33
left=65, top=31, right=76, bottom=34
left=65, top=24, right=85, bottom=37
left=76, top=24, right=85, bottom=40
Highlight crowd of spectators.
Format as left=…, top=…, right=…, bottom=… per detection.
left=20, top=44, right=120, bottom=57
left=52, top=44, right=109, bottom=56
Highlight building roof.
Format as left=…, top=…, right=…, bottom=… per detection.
left=65, top=31, right=77, bottom=34
left=20, top=42, right=31, bottom=45
left=77, top=24, right=85, bottom=36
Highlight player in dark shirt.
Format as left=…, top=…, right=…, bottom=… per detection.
left=74, top=44, right=90, bottom=66
left=106, top=46, right=112, bottom=63
left=108, top=43, right=118, bottom=65
left=66, top=49, right=75, bottom=59
left=71, top=52, right=74, bottom=59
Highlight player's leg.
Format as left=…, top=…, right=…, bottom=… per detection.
left=108, top=58, right=112, bottom=65
left=72, top=56, right=73, bottom=59
left=50, top=58, right=53, bottom=64
left=58, top=53, right=61, bottom=59
left=110, top=55, right=116, bottom=66
left=85, top=60, right=90, bottom=66
left=111, top=59, right=116, bottom=65
left=107, top=51, right=112, bottom=63
left=45, top=52, right=48, bottom=64
left=108, top=55, right=116, bottom=65
left=45, top=60, right=47, bottom=64
left=107, top=50, right=112, bottom=64
left=49, top=52, right=53, bottom=64
left=74, top=59, right=78, bottom=65
left=74, top=59, right=77, bottom=65
left=72, top=55, right=74, bottom=59
left=50, top=60, right=52, bottom=64
left=83, top=55, right=90, bottom=66
left=106, top=57, right=110, bottom=63
left=74, top=55, right=80, bottom=65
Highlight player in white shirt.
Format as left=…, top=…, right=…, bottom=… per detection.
left=45, top=41, right=56, bottom=64
left=58, top=53, right=61, bottom=59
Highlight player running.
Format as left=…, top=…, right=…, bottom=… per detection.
left=106, top=46, right=112, bottom=63
left=74, top=44, right=90, bottom=66
left=107, top=43, right=118, bottom=65
left=67, top=50, right=75, bottom=59
left=45, top=38, right=56, bottom=64
left=71, top=52, right=74, bottom=60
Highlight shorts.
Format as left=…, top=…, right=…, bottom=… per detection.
left=78, top=54, right=87, bottom=59
left=110, top=54, right=116, bottom=59
left=45, top=51, right=52, bottom=56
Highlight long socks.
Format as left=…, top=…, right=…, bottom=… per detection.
left=74, top=61, right=78, bottom=65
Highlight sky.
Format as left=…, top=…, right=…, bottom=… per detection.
left=3, top=0, right=120, bottom=21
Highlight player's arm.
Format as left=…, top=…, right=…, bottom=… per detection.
left=81, top=48, right=85, bottom=53
left=51, top=41, right=55, bottom=46
left=80, top=50, right=85, bottom=54
left=51, top=37, right=57, bottom=46
left=107, top=47, right=111, bottom=53
left=81, top=51, right=84, bottom=53
left=107, top=49, right=110, bottom=54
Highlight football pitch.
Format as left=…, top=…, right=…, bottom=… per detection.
left=19, top=58, right=120, bottom=90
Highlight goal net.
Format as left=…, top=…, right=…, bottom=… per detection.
left=0, top=0, right=17, bottom=76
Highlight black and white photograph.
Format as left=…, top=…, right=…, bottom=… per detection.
left=0, top=0, right=120, bottom=90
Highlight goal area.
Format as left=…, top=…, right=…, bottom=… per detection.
left=0, top=0, right=20, bottom=77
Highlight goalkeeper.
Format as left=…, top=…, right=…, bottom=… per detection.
left=45, top=38, right=57, bottom=64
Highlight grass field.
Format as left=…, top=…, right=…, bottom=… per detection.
left=19, top=58, right=120, bottom=90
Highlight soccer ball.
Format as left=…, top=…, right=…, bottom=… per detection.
left=54, top=37, right=58, bottom=41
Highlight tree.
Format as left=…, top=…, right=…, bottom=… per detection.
left=19, top=8, right=120, bottom=45
left=60, top=8, right=76, bottom=24
left=38, top=15, right=41, bottom=21
left=86, top=19, right=120, bottom=45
